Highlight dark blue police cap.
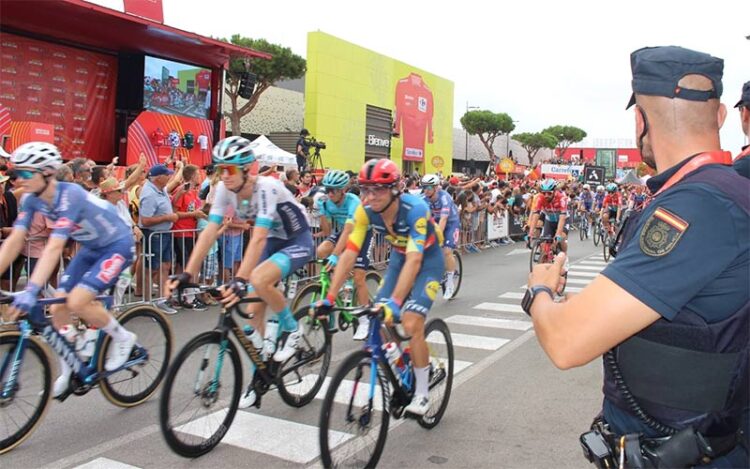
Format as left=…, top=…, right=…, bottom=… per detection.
left=626, top=46, right=723, bottom=109
left=734, top=81, right=750, bottom=108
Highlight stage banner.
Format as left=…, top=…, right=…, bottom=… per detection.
left=0, top=33, right=117, bottom=161
left=126, top=111, right=213, bottom=168
left=487, top=210, right=509, bottom=241
left=540, top=164, right=584, bottom=180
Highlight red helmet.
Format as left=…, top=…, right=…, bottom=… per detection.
left=358, top=159, right=401, bottom=185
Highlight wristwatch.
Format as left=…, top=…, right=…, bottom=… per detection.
left=521, top=285, right=554, bottom=316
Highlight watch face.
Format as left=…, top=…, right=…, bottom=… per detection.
left=521, top=288, right=534, bottom=316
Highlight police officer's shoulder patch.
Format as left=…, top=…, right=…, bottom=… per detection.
left=639, top=207, right=689, bottom=257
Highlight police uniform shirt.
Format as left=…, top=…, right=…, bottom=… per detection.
left=600, top=157, right=750, bottom=433
left=734, top=145, right=750, bottom=179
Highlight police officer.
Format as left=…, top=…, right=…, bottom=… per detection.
left=525, top=46, right=749, bottom=468
left=733, top=81, right=750, bottom=178
left=296, top=128, right=311, bottom=172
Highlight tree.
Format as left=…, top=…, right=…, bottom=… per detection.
left=460, top=110, right=516, bottom=164
left=514, top=132, right=558, bottom=166
left=222, top=35, right=306, bottom=135
left=542, top=125, right=587, bottom=160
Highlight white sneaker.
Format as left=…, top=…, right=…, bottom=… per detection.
left=105, top=331, right=137, bottom=371
left=53, top=357, right=72, bottom=398
left=404, top=394, right=430, bottom=416
left=443, top=284, right=455, bottom=300
left=156, top=300, right=178, bottom=315
left=273, top=329, right=301, bottom=362
left=238, top=387, right=257, bottom=409
left=352, top=317, right=369, bottom=341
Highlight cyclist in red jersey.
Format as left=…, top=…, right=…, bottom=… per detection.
left=601, top=183, right=622, bottom=235
left=527, top=179, right=569, bottom=254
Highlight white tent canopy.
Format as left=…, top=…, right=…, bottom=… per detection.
left=249, top=135, right=297, bottom=168
left=617, top=169, right=644, bottom=185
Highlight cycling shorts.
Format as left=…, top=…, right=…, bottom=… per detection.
left=376, top=246, right=444, bottom=317
left=326, top=229, right=373, bottom=270
left=58, top=236, right=135, bottom=294
left=259, top=232, right=315, bottom=279
left=606, top=207, right=619, bottom=219
left=442, top=222, right=460, bottom=250
left=541, top=219, right=569, bottom=238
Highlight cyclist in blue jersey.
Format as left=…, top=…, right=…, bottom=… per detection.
left=0, top=142, right=137, bottom=397
left=166, top=137, right=314, bottom=408
left=594, top=185, right=606, bottom=210
left=420, top=174, right=460, bottom=300
left=577, top=183, right=595, bottom=228
left=316, top=170, right=372, bottom=340
left=315, top=159, right=444, bottom=416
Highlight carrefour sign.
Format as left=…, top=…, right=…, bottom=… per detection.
left=541, top=164, right=584, bottom=179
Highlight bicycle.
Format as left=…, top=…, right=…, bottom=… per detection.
left=602, top=219, right=619, bottom=263
left=290, top=260, right=383, bottom=334
left=159, top=284, right=332, bottom=458
left=318, top=305, right=454, bottom=468
left=592, top=215, right=604, bottom=247
left=529, top=235, right=568, bottom=294
left=440, top=249, right=463, bottom=300
left=0, top=293, right=172, bottom=454
left=578, top=212, right=591, bottom=241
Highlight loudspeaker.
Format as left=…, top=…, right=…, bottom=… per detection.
left=238, top=72, right=257, bottom=99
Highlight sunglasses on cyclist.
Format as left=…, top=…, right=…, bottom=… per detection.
left=541, top=191, right=554, bottom=196
left=359, top=185, right=392, bottom=196
left=15, top=169, right=39, bottom=180
left=216, top=165, right=244, bottom=176
left=421, top=185, right=436, bottom=190
left=325, top=187, right=341, bottom=194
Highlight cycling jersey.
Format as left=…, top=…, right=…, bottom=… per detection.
left=630, top=193, right=647, bottom=210
left=579, top=191, right=594, bottom=209
left=317, top=192, right=360, bottom=228
left=533, top=191, right=568, bottom=223
left=423, top=189, right=459, bottom=226
left=208, top=177, right=310, bottom=240
left=347, top=193, right=443, bottom=256
left=602, top=192, right=622, bottom=211
left=594, top=193, right=606, bottom=210
left=14, top=182, right=130, bottom=249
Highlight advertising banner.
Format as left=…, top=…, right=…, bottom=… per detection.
left=584, top=165, right=606, bottom=186
left=9, top=121, right=55, bottom=148
left=596, top=149, right=617, bottom=178
left=0, top=33, right=117, bottom=161
left=540, top=164, right=585, bottom=180
left=126, top=111, right=213, bottom=168
left=487, top=210, right=509, bottom=241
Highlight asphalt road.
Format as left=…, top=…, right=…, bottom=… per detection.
left=3, top=234, right=606, bottom=469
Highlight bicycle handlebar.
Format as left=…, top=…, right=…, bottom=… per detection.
left=174, top=283, right=261, bottom=320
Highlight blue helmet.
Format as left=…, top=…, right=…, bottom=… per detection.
left=606, top=183, right=618, bottom=192
left=322, top=169, right=350, bottom=189
left=539, top=179, right=556, bottom=192
left=212, top=136, right=256, bottom=166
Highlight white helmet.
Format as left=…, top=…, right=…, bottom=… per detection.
left=583, top=184, right=590, bottom=190
left=420, top=174, right=440, bottom=186
left=11, top=142, right=62, bottom=172
left=596, top=185, right=605, bottom=192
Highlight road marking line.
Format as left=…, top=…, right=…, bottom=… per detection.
left=565, top=286, right=584, bottom=293
left=567, top=271, right=599, bottom=278
left=430, top=332, right=510, bottom=350
left=568, top=265, right=603, bottom=271
left=446, top=315, right=532, bottom=331
left=473, top=302, right=525, bottom=314
left=579, top=261, right=607, bottom=266
left=498, top=291, right=525, bottom=300
left=506, top=248, right=530, bottom=256
left=566, top=278, right=591, bottom=285
left=73, top=458, right=141, bottom=469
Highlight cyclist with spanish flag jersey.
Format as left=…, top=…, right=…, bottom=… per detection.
left=317, top=159, right=444, bottom=416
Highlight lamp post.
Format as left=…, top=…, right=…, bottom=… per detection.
left=464, top=102, right=480, bottom=162
left=505, top=120, right=520, bottom=161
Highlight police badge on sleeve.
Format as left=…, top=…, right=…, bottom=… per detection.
left=639, top=207, right=689, bottom=256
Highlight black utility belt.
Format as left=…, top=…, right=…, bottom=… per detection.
left=580, top=417, right=740, bottom=469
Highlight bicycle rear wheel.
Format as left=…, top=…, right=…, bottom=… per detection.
left=290, top=281, right=322, bottom=313
left=319, top=350, right=391, bottom=469
left=0, top=332, right=52, bottom=455
left=159, top=331, right=242, bottom=458
left=99, top=305, right=172, bottom=407
left=364, top=270, right=382, bottom=300
left=419, top=319, right=454, bottom=429
left=277, top=307, right=331, bottom=407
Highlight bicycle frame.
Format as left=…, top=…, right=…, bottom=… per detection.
left=1, top=296, right=148, bottom=399
left=315, top=262, right=357, bottom=324
left=361, top=313, right=413, bottom=412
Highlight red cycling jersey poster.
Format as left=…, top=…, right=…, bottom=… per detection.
left=393, top=73, right=434, bottom=162
left=126, top=111, right=212, bottom=168
left=0, top=33, right=117, bottom=161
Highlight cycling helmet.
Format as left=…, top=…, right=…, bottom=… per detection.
left=583, top=184, right=590, bottom=190
left=358, top=159, right=401, bottom=186
left=10, top=142, right=62, bottom=172
left=539, top=179, right=556, bottom=192
left=212, top=136, right=256, bottom=166
left=596, top=185, right=605, bottom=192
left=322, top=169, right=349, bottom=189
left=606, top=183, right=617, bottom=192
left=420, top=174, right=440, bottom=186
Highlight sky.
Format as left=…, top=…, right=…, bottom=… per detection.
left=94, top=0, right=749, bottom=151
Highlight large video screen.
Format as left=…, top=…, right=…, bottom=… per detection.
left=143, top=56, right=211, bottom=119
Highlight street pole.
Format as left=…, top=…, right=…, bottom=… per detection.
left=464, top=102, right=479, bottom=173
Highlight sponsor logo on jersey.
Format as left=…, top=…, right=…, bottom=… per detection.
left=415, top=217, right=427, bottom=235
left=425, top=280, right=440, bottom=301
left=54, top=217, right=74, bottom=230
left=418, top=96, right=428, bottom=112
left=96, top=254, right=126, bottom=284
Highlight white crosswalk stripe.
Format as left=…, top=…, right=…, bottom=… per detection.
left=472, top=302, right=525, bottom=314
left=430, top=332, right=510, bottom=350
left=568, top=265, right=603, bottom=271
left=498, top=291, right=525, bottom=300
left=567, top=271, right=599, bottom=278
left=566, top=278, right=592, bottom=285
left=580, top=261, right=607, bottom=266
left=74, top=459, right=141, bottom=469
left=446, top=315, right=532, bottom=331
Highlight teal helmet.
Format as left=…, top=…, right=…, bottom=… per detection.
left=322, top=169, right=350, bottom=189
left=540, top=179, right=556, bottom=192
left=606, top=183, right=617, bottom=192
left=212, top=136, right=256, bottom=166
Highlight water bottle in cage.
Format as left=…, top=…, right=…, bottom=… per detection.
left=341, top=279, right=354, bottom=305
left=76, top=327, right=98, bottom=361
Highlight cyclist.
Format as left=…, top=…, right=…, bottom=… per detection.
left=600, top=182, right=622, bottom=236
left=315, top=169, right=372, bottom=340
left=316, top=159, right=444, bottom=416
left=628, top=184, right=648, bottom=211
left=527, top=178, right=569, bottom=254
left=0, top=142, right=137, bottom=397
left=594, top=185, right=606, bottom=211
left=420, top=173, right=460, bottom=300
left=166, top=137, right=313, bottom=390
left=577, top=183, right=594, bottom=228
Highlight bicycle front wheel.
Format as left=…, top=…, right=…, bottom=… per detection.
left=0, top=332, right=52, bottom=455
left=277, top=307, right=331, bottom=407
left=99, top=305, right=173, bottom=407
left=603, top=232, right=611, bottom=262
left=419, top=319, right=454, bottom=429
left=593, top=224, right=601, bottom=246
left=319, top=350, right=391, bottom=469
left=579, top=219, right=586, bottom=240
left=449, top=250, right=463, bottom=299
left=364, top=270, right=383, bottom=300
left=159, top=331, right=242, bottom=458
left=290, top=281, right=322, bottom=313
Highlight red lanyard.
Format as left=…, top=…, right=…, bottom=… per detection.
left=644, top=151, right=732, bottom=207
